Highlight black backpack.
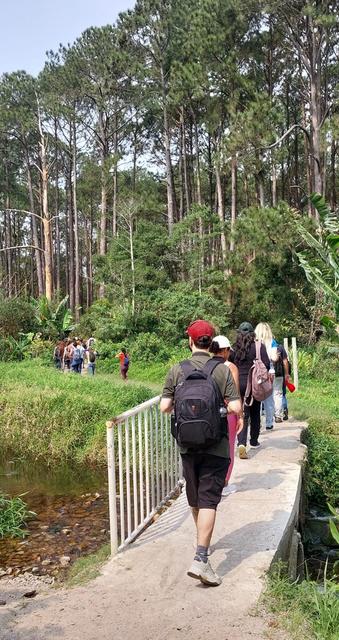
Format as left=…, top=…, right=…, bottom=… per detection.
left=171, top=358, right=227, bottom=450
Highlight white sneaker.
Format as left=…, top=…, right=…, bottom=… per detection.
left=187, top=559, right=222, bottom=586
left=222, top=484, right=237, bottom=497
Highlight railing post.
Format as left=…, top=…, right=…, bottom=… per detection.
left=291, top=336, right=298, bottom=390
left=106, top=422, right=118, bottom=556
left=283, top=338, right=289, bottom=358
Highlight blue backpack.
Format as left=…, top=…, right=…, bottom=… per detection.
left=124, top=355, right=130, bottom=366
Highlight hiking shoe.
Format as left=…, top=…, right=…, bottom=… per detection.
left=275, top=417, right=283, bottom=423
left=238, top=444, right=248, bottom=459
left=266, top=424, right=274, bottom=430
left=283, top=409, right=288, bottom=421
left=249, top=442, right=261, bottom=449
left=222, top=484, right=237, bottom=496
left=187, top=559, right=222, bottom=586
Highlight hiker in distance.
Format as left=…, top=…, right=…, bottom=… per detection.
left=160, top=320, right=242, bottom=586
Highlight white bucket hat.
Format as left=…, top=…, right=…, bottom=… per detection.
left=213, top=335, right=231, bottom=349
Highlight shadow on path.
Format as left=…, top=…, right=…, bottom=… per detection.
left=213, top=509, right=289, bottom=578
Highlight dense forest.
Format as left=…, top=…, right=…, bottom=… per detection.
left=0, top=0, right=338, bottom=340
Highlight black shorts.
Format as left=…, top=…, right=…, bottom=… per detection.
left=181, top=453, right=229, bottom=510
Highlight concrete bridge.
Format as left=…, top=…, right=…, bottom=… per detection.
left=1, top=418, right=306, bottom=640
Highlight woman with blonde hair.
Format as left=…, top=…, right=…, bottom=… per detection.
left=255, top=322, right=284, bottom=428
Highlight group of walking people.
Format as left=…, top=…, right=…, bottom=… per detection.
left=160, top=319, right=293, bottom=587
left=53, top=337, right=97, bottom=375
left=53, top=338, right=130, bottom=380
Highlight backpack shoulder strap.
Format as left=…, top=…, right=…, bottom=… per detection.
left=179, top=360, right=195, bottom=379
left=255, top=340, right=262, bottom=361
left=202, top=357, right=224, bottom=377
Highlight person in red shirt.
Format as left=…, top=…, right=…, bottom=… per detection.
left=115, top=348, right=130, bottom=380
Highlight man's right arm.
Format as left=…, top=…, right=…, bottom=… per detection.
left=160, top=365, right=177, bottom=414
left=160, top=397, right=173, bottom=413
left=224, top=368, right=242, bottom=416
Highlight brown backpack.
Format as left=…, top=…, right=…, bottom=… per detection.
left=244, top=341, right=273, bottom=406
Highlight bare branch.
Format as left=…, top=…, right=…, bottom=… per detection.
left=0, top=244, right=45, bottom=254
left=1, top=208, right=45, bottom=222
left=260, top=124, right=310, bottom=150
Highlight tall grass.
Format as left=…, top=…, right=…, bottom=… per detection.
left=265, top=563, right=339, bottom=640
left=0, top=493, right=35, bottom=538
left=0, top=360, right=153, bottom=466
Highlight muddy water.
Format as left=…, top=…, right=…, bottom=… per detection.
left=0, top=459, right=109, bottom=580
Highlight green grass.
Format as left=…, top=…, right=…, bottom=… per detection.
left=0, top=493, right=35, bottom=538
left=264, top=564, right=339, bottom=640
left=265, top=357, right=339, bottom=639
left=65, top=543, right=111, bottom=587
left=289, top=374, right=338, bottom=437
left=0, top=360, right=153, bottom=466
left=288, top=366, right=339, bottom=507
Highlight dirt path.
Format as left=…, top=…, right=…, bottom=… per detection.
left=0, top=421, right=305, bottom=640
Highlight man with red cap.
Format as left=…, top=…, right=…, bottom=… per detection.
left=160, top=319, right=241, bottom=586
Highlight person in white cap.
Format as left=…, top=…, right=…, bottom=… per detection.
left=210, top=336, right=243, bottom=495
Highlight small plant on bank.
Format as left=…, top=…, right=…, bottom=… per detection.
left=265, top=563, right=339, bottom=640
left=0, top=493, right=35, bottom=538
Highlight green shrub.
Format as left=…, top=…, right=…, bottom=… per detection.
left=0, top=298, right=36, bottom=339
left=156, top=283, right=230, bottom=341
left=130, top=333, right=171, bottom=363
left=302, top=425, right=339, bottom=507
left=0, top=493, right=35, bottom=538
left=27, top=337, right=54, bottom=362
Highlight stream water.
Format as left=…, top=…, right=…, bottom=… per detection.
left=0, top=459, right=109, bottom=580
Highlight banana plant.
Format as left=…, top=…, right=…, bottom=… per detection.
left=296, top=193, right=339, bottom=328
left=33, top=295, right=75, bottom=338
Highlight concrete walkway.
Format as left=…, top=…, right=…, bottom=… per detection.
left=1, top=420, right=306, bottom=640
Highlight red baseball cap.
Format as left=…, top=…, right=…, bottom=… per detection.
left=186, top=319, right=215, bottom=341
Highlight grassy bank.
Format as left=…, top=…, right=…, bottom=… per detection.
left=288, top=361, right=339, bottom=507
left=264, top=563, right=339, bottom=640
left=265, top=351, right=339, bottom=640
left=0, top=360, right=153, bottom=466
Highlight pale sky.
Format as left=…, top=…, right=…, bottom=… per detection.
left=0, top=0, right=135, bottom=76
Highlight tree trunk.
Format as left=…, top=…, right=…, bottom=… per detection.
left=54, top=119, right=61, bottom=293
left=161, top=66, right=176, bottom=232
left=38, top=115, right=53, bottom=301
left=180, top=107, right=191, bottom=214
left=67, top=162, right=75, bottom=312
left=129, top=218, right=135, bottom=316
left=330, top=139, right=337, bottom=209
left=4, top=162, right=13, bottom=297
left=73, top=119, right=80, bottom=321
left=192, top=113, right=202, bottom=206
left=230, top=156, right=237, bottom=252
left=271, top=160, right=277, bottom=207
left=215, top=163, right=227, bottom=266
left=25, top=150, right=44, bottom=296
left=112, top=111, right=118, bottom=237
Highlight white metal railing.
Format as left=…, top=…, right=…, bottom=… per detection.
left=106, top=396, right=183, bottom=555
